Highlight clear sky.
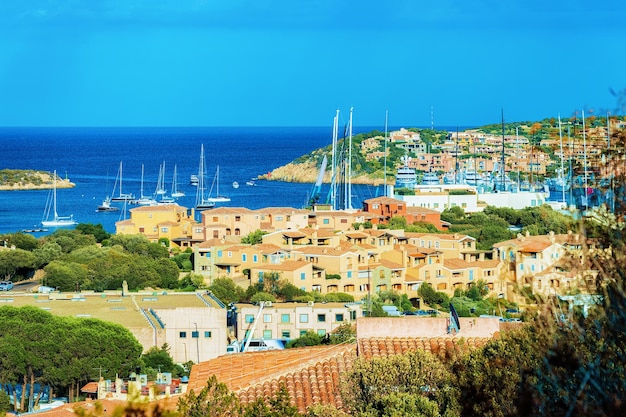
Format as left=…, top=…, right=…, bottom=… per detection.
left=0, top=1, right=624, bottom=128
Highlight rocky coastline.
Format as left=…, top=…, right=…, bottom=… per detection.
left=0, top=170, right=75, bottom=191
left=257, top=161, right=388, bottom=186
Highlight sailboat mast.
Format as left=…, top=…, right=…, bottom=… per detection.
left=384, top=110, right=388, bottom=197
left=331, top=110, right=339, bottom=210
left=52, top=170, right=58, bottom=218
left=500, top=109, right=506, bottom=190
left=455, top=128, right=459, bottom=185
left=582, top=110, right=588, bottom=211
left=347, top=107, right=353, bottom=210
left=558, top=114, right=566, bottom=204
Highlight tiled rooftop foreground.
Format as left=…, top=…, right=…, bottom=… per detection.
left=189, top=335, right=499, bottom=413
left=357, top=336, right=492, bottom=360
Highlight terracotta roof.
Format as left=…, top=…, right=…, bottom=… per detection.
left=282, top=230, right=308, bottom=238
left=188, top=335, right=492, bottom=413
left=255, top=260, right=311, bottom=272
left=363, top=196, right=403, bottom=204
left=202, top=207, right=255, bottom=214
left=357, top=336, right=491, bottom=360
left=81, top=381, right=99, bottom=394
left=188, top=344, right=353, bottom=394
left=130, top=204, right=185, bottom=213
left=378, top=259, right=403, bottom=270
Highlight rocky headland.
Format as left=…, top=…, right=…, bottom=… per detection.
left=0, top=169, right=75, bottom=191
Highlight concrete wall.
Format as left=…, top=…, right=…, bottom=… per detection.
left=356, top=316, right=501, bottom=339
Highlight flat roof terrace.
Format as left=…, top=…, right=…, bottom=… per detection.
left=0, top=291, right=218, bottom=329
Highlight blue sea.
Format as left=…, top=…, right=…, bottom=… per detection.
left=0, top=126, right=389, bottom=235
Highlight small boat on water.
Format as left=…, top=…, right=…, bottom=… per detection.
left=246, top=180, right=256, bottom=186
left=22, top=227, right=49, bottom=233
left=96, top=197, right=120, bottom=212
left=110, top=161, right=136, bottom=202
left=195, top=144, right=216, bottom=211
left=190, top=174, right=199, bottom=186
left=171, top=164, right=185, bottom=198
left=232, top=181, right=240, bottom=189
left=42, top=170, right=77, bottom=227
left=205, top=165, right=231, bottom=203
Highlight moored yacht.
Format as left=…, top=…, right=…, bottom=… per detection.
left=395, top=155, right=417, bottom=189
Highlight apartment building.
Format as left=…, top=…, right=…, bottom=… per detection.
left=115, top=204, right=201, bottom=249
left=233, top=302, right=362, bottom=342
left=493, top=231, right=589, bottom=298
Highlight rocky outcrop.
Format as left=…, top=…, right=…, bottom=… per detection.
left=0, top=170, right=75, bottom=190
left=258, top=161, right=387, bottom=186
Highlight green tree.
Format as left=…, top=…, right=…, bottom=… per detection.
left=0, top=232, right=39, bottom=251
left=341, top=349, right=459, bottom=417
left=75, top=223, right=111, bottom=243
left=286, top=331, right=323, bottom=348
left=209, top=278, right=246, bottom=304
left=141, top=344, right=177, bottom=376
left=177, top=375, right=241, bottom=417
left=241, top=230, right=267, bottom=245
left=0, top=248, right=36, bottom=281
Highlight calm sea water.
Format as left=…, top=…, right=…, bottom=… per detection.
left=0, top=126, right=388, bottom=234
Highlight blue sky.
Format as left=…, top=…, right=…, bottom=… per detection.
left=0, top=1, right=624, bottom=128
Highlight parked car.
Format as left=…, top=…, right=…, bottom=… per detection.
left=37, top=286, right=56, bottom=294
left=0, top=281, right=14, bottom=291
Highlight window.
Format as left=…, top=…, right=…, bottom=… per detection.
left=263, top=314, right=272, bottom=323
left=281, top=314, right=290, bottom=323
left=179, top=331, right=187, bottom=338
left=317, top=314, right=326, bottom=322
left=227, top=251, right=232, bottom=257
left=235, top=216, right=241, bottom=222
left=347, top=271, right=352, bottom=278
left=242, top=254, right=247, bottom=262
left=192, top=331, right=199, bottom=338
left=161, top=227, right=168, bottom=233
left=317, top=329, right=326, bottom=336
left=299, top=314, right=309, bottom=323
left=253, top=254, right=258, bottom=263
left=217, top=250, right=223, bottom=257
left=350, top=311, right=357, bottom=320
left=263, top=330, right=272, bottom=339
left=323, top=218, right=330, bottom=225
left=281, top=330, right=291, bottom=338
left=276, top=216, right=283, bottom=221
left=300, top=330, right=308, bottom=336
left=335, top=313, right=344, bottom=322
left=204, top=331, right=212, bottom=338
left=301, top=272, right=306, bottom=280
left=245, top=314, right=254, bottom=323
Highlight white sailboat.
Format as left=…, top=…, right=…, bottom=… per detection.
left=195, top=144, right=216, bottom=210
left=171, top=164, right=185, bottom=198
left=155, top=162, right=175, bottom=204
left=206, top=165, right=231, bottom=203
left=42, top=170, right=77, bottom=227
left=110, top=161, right=135, bottom=202
left=135, top=164, right=157, bottom=206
